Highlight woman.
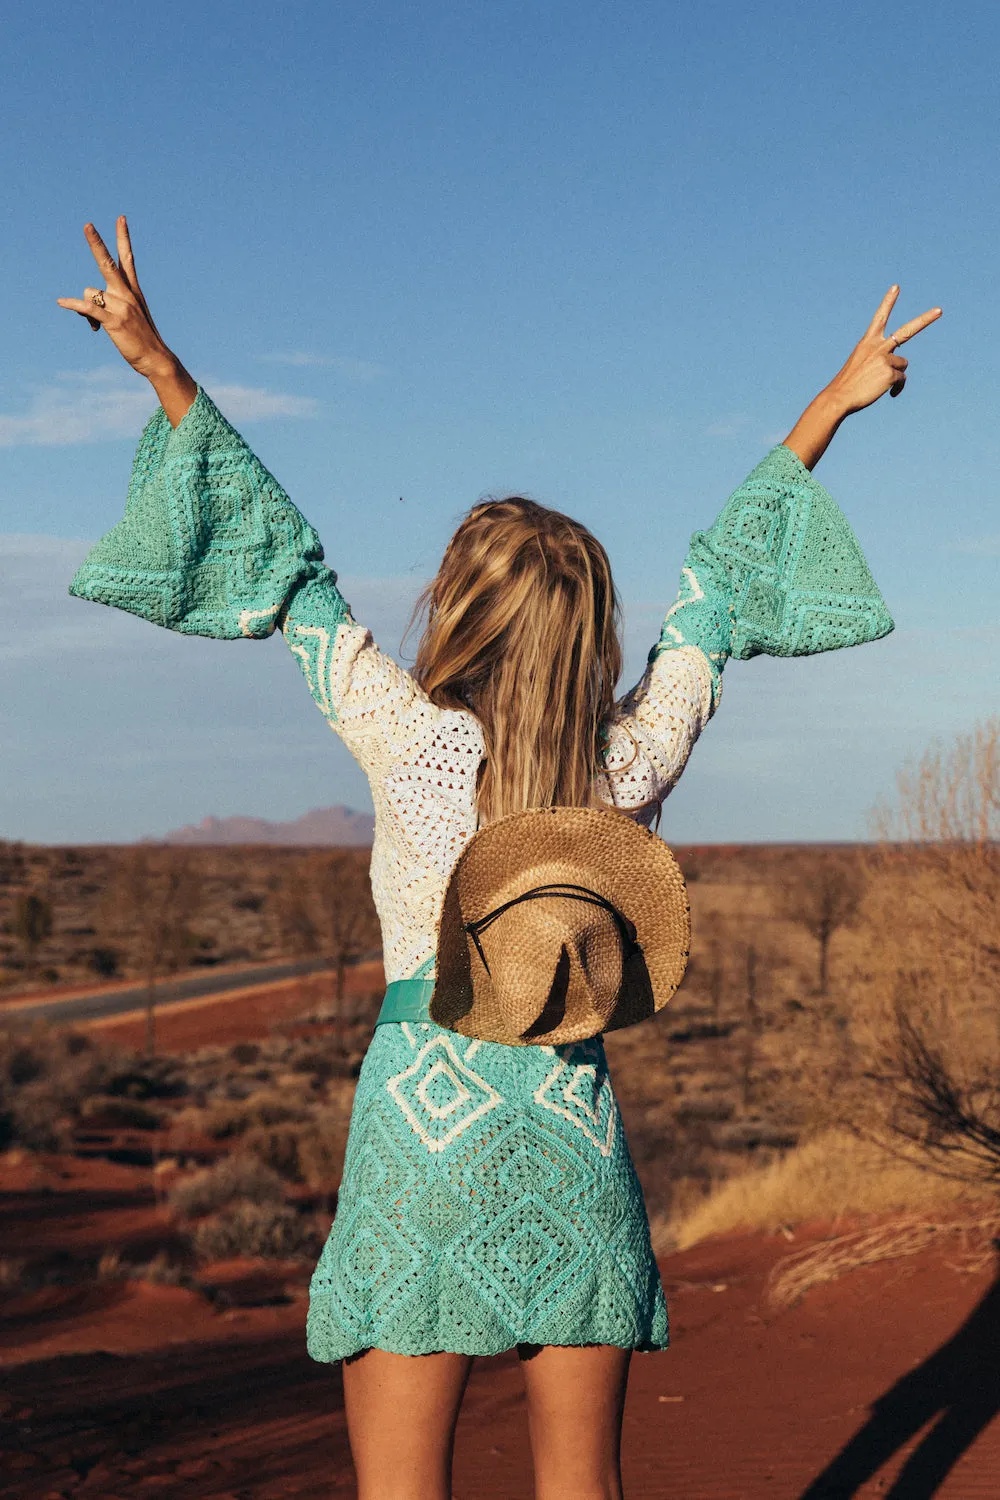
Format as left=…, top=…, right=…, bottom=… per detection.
left=59, top=219, right=940, bottom=1500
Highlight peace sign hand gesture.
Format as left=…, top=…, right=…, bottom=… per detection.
left=57, top=216, right=170, bottom=378
left=783, top=286, right=942, bottom=470
left=829, top=285, right=942, bottom=414
left=57, top=216, right=197, bottom=427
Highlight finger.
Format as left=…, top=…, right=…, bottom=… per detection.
left=887, top=306, right=943, bottom=348
left=117, top=215, right=142, bottom=295
left=890, top=375, right=906, bottom=398
left=57, top=296, right=107, bottom=323
left=889, top=355, right=908, bottom=372
left=84, top=221, right=127, bottom=288
left=83, top=283, right=125, bottom=308
left=866, top=284, right=900, bottom=336
left=115, top=213, right=164, bottom=337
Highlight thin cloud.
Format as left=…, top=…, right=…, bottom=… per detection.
left=948, top=532, right=1000, bottom=557
left=0, top=368, right=318, bottom=448
left=704, top=413, right=748, bottom=439
left=258, top=351, right=385, bottom=382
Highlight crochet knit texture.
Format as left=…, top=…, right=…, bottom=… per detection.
left=70, top=386, right=893, bottom=1360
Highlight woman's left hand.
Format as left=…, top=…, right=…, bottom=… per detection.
left=827, top=285, right=942, bottom=414
left=783, top=286, right=942, bottom=469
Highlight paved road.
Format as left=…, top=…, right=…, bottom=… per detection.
left=5, top=957, right=336, bottom=1027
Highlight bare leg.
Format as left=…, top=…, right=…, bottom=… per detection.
left=519, top=1343, right=632, bottom=1500
left=342, top=1347, right=474, bottom=1500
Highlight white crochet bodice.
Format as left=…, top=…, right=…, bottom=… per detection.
left=281, top=609, right=716, bottom=982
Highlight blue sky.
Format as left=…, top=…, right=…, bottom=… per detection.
left=2, top=0, right=997, bottom=842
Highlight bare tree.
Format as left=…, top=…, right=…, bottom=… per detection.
left=741, top=943, right=760, bottom=1108
left=272, top=850, right=380, bottom=1046
left=272, top=866, right=321, bottom=957
left=850, top=717, right=1000, bottom=1182
left=773, top=855, right=867, bottom=995
left=868, top=716, right=1000, bottom=1000
left=306, top=850, right=380, bottom=1018
left=11, top=890, right=53, bottom=979
left=101, top=849, right=202, bottom=1055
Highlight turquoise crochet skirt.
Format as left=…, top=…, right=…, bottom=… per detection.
left=306, top=1020, right=668, bottom=1360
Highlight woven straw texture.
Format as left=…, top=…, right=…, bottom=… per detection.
left=431, top=806, right=690, bottom=1045
left=70, top=386, right=893, bottom=1360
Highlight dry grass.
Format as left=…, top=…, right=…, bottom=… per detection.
left=766, top=1215, right=1000, bottom=1311
left=672, top=1129, right=994, bottom=1250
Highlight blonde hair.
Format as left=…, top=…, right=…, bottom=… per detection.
left=413, top=497, right=623, bottom=824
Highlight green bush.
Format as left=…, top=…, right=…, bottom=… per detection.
left=192, top=1201, right=321, bottom=1261
left=79, top=1095, right=164, bottom=1130
left=200, top=1090, right=311, bottom=1139
left=230, top=1042, right=260, bottom=1066
left=240, top=1124, right=307, bottom=1180
left=167, top=1154, right=285, bottom=1220
left=296, top=1117, right=350, bottom=1190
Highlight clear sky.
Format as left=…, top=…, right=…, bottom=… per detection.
left=2, top=0, right=997, bottom=843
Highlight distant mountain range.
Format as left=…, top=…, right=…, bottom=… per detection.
left=152, top=806, right=375, bottom=846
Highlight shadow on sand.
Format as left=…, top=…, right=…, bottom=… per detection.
left=799, top=1245, right=1000, bottom=1498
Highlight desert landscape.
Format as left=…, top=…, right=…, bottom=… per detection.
left=1, top=723, right=998, bottom=1497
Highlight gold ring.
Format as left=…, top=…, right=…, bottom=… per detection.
left=91, top=291, right=106, bottom=308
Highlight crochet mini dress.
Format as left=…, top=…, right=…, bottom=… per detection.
left=71, top=388, right=893, bottom=1360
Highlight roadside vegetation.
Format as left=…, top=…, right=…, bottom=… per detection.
left=2, top=719, right=996, bottom=1302
left=666, top=716, right=1000, bottom=1296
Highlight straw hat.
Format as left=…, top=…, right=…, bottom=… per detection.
left=429, top=806, right=690, bottom=1047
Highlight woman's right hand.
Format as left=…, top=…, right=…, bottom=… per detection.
left=57, top=217, right=172, bottom=376
left=58, top=217, right=197, bottom=427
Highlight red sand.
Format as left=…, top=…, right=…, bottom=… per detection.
left=2, top=1159, right=999, bottom=1499
left=84, top=959, right=385, bottom=1051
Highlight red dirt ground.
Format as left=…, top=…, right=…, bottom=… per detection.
left=84, top=960, right=385, bottom=1051
left=4, top=972, right=999, bottom=1497
left=2, top=1148, right=999, bottom=1499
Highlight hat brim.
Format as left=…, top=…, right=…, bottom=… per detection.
left=430, top=806, right=690, bottom=1045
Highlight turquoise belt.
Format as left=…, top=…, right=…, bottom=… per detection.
left=375, top=977, right=435, bottom=1026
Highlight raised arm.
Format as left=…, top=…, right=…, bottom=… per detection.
left=57, top=218, right=198, bottom=427
left=62, top=217, right=446, bottom=782
left=603, top=286, right=942, bottom=814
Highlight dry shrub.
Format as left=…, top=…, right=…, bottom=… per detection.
left=167, top=1154, right=285, bottom=1220
left=672, top=1129, right=990, bottom=1250
left=132, top=1250, right=186, bottom=1285
left=3, top=1082, right=75, bottom=1152
left=0, top=1257, right=27, bottom=1293
left=192, top=1201, right=320, bottom=1261
left=199, top=1090, right=312, bottom=1140
left=97, top=1249, right=124, bottom=1280
left=0, top=1023, right=186, bottom=1150
left=238, top=1105, right=351, bottom=1187
left=296, top=1112, right=351, bottom=1189
left=0, top=1021, right=126, bottom=1150
left=240, top=1124, right=307, bottom=1180
left=79, top=1094, right=164, bottom=1131
left=767, top=1214, right=1000, bottom=1311
left=839, top=718, right=1000, bottom=1180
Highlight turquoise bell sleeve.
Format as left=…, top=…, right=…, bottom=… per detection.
left=650, top=441, right=895, bottom=705
left=602, top=442, right=895, bottom=817
left=67, top=385, right=451, bottom=781
left=68, top=384, right=351, bottom=641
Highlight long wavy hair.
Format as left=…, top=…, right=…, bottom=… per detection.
left=412, top=497, right=624, bottom=824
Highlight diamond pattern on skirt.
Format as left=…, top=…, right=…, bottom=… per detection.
left=387, top=1034, right=503, bottom=1153
left=533, top=1041, right=618, bottom=1157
